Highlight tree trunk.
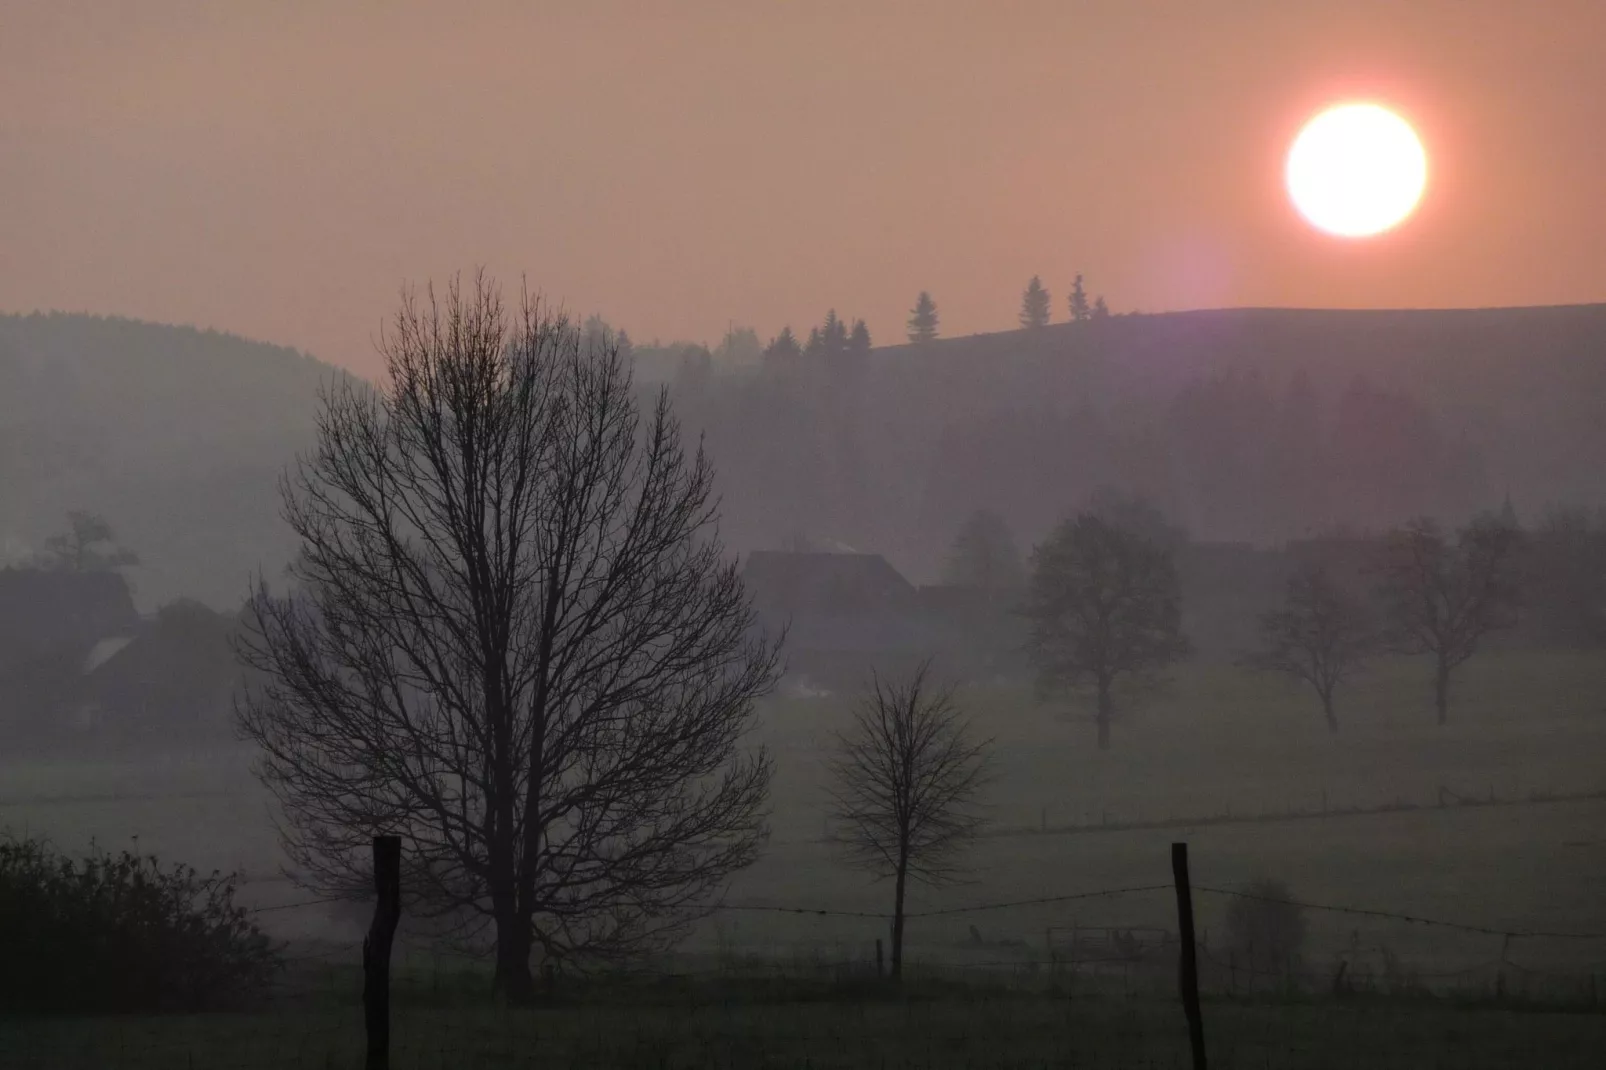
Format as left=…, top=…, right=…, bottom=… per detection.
left=1434, top=660, right=1451, bottom=726
left=1096, top=680, right=1112, bottom=751
left=492, top=897, right=534, bottom=1003
left=1322, top=691, right=1339, bottom=734
left=890, top=859, right=908, bottom=981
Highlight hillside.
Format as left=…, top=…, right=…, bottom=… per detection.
left=0, top=313, right=343, bottom=609
left=3, top=304, right=1605, bottom=609
left=682, top=304, right=1606, bottom=579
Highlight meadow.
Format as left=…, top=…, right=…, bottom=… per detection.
left=2, top=647, right=1604, bottom=1066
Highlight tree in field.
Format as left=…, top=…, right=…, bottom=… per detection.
left=1092, top=296, right=1110, bottom=320
left=1525, top=505, right=1606, bottom=646
left=1019, top=276, right=1051, bottom=329
left=825, top=664, right=991, bottom=980
left=943, top=509, right=1025, bottom=597
left=1242, top=562, right=1375, bottom=733
left=907, top=291, right=939, bottom=343
left=36, top=511, right=139, bottom=573
left=1374, top=512, right=1523, bottom=725
left=848, top=318, right=872, bottom=356
left=235, top=275, right=781, bottom=1000
left=1024, top=514, right=1190, bottom=749
left=1067, top=274, right=1091, bottom=323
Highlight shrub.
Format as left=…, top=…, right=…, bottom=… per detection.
left=0, top=834, right=281, bottom=1013
left=1223, top=877, right=1307, bottom=979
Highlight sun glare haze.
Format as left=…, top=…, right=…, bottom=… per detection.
left=1286, top=103, right=1429, bottom=238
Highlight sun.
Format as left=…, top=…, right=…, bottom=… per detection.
left=1286, top=103, right=1427, bottom=238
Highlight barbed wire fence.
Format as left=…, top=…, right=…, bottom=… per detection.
left=5, top=846, right=1605, bottom=1069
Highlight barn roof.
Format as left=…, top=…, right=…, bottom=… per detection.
left=742, top=551, right=917, bottom=616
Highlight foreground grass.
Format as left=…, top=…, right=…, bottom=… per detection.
left=2, top=986, right=1603, bottom=1069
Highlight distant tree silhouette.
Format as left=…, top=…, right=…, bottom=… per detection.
left=37, top=511, right=139, bottom=573
left=714, top=325, right=763, bottom=366
left=907, top=291, right=939, bottom=343
left=1068, top=275, right=1091, bottom=323
left=848, top=318, right=872, bottom=356
left=1092, top=296, right=1110, bottom=320
left=825, top=664, right=991, bottom=980
left=1025, top=514, right=1190, bottom=749
left=1019, top=277, right=1051, bottom=330
left=1243, top=562, right=1375, bottom=733
left=1223, top=878, right=1307, bottom=980
left=1083, top=486, right=1189, bottom=552
left=764, top=326, right=802, bottom=366
left=1525, top=506, right=1606, bottom=646
left=821, top=310, right=849, bottom=357
left=1375, top=511, right=1523, bottom=725
left=804, top=325, right=824, bottom=356
left=943, top=509, right=1025, bottom=597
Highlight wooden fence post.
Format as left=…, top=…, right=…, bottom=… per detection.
left=364, top=835, right=402, bottom=1070
left=1172, top=842, right=1208, bottom=1070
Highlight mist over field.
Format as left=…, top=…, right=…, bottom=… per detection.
left=4, top=3, right=1606, bottom=1067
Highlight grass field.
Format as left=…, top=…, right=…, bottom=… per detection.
left=3, top=985, right=1604, bottom=1069
left=2, top=648, right=1604, bottom=1066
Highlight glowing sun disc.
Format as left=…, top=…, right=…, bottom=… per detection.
left=1286, top=103, right=1427, bottom=238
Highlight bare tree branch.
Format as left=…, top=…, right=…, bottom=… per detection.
left=1023, top=512, right=1191, bottom=749
left=1242, top=562, right=1376, bottom=733
left=234, top=273, right=780, bottom=999
left=1373, top=512, right=1523, bottom=724
left=824, top=662, right=991, bottom=979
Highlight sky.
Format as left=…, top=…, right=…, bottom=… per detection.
left=3, top=0, right=1605, bottom=376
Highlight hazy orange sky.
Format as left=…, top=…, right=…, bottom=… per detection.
left=4, top=1, right=1604, bottom=375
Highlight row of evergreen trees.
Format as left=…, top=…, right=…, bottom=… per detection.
left=758, top=276, right=1115, bottom=361
left=762, top=310, right=872, bottom=362
left=1020, top=275, right=1109, bottom=329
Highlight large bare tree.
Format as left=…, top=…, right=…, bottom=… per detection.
left=1023, top=513, right=1191, bottom=749
left=236, top=275, right=780, bottom=999
left=1243, top=562, right=1375, bottom=734
left=1374, top=512, right=1523, bottom=725
left=824, top=664, right=991, bottom=980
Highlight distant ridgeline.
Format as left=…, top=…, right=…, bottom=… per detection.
left=3, top=305, right=1606, bottom=612
left=0, top=312, right=342, bottom=609
left=673, top=304, right=1606, bottom=580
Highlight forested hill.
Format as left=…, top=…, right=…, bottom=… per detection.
left=3, top=304, right=1605, bottom=609
left=0, top=313, right=343, bottom=610
left=677, top=304, right=1606, bottom=581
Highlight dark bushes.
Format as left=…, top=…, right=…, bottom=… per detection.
left=0, top=834, right=281, bottom=1013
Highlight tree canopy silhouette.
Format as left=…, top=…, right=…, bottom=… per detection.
left=825, top=664, right=991, bottom=980
left=1243, top=562, right=1375, bottom=733
left=1374, top=511, right=1522, bottom=724
left=236, top=274, right=780, bottom=1001
left=1024, top=513, right=1190, bottom=749
left=1019, top=277, right=1051, bottom=329
left=907, top=291, right=939, bottom=343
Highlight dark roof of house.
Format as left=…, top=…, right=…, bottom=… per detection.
left=743, top=551, right=917, bottom=616
left=0, top=567, right=139, bottom=657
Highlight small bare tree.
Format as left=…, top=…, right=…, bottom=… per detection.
left=1243, top=562, right=1375, bottom=734
left=825, top=664, right=991, bottom=980
left=236, top=274, right=780, bottom=1000
left=1024, top=513, right=1191, bottom=749
left=1375, top=512, right=1522, bottom=724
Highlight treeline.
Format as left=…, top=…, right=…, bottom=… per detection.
left=668, top=352, right=1492, bottom=573
left=935, top=492, right=1606, bottom=746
